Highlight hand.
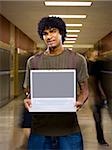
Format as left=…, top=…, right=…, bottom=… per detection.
left=24, top=98, right=32, bottom=111
left=75, top=101, right=83, bottom=111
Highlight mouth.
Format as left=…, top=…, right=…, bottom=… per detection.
left=47, top=40, right=55, bottom=46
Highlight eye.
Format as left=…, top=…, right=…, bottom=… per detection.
left=50, top=28, right=57, bottom=33
left=42, top=32, right=47, bottom=36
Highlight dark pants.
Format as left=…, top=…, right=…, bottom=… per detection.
left=92, top=102, right=105, bottom=143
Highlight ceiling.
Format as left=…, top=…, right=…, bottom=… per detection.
left=0, top=0, right=112, bottom=51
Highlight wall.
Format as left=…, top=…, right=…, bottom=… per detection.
left=0, top=14, right=35, bottom=107
left=101, top=32, right=112, bottom=52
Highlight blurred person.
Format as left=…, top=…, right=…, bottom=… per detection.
left=99, top=54, right=112, bottom=120
left=87, top=50, right=109, bottom=146
left=24, top=16, right=89, bottom=150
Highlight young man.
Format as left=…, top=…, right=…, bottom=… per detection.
left=24, top=16, right=89, bottom=150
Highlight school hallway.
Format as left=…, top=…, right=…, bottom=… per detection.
left=0, top=1, right=112, bottom=150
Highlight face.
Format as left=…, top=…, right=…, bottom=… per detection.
left=92, top=50, right=98, bottom=59
left=42, top=28, right=62, bottom=49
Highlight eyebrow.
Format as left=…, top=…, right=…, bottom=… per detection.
left=43, top=28, right=57, bottom=34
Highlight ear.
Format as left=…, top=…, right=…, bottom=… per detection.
left=59, top=34, right=62, bottom=41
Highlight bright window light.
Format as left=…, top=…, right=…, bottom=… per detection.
left=66, top=24, right=82, bottom=27
left=66, top=34, right=78, bottom=37
left=67, top=29, right=80, bottom=33
left=45, top=1, right=92, bottom=7
left=65, top=38, right=77, bottom=41
left=49, top=15, right=86, bottom=18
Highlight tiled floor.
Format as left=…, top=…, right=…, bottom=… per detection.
left=0, top=95, right=112, bottom=150
left=78, top=102, right=112, bottom=150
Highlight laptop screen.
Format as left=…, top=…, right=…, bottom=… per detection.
left=31, top=70, right=76, bottom=99
left=30, top=69, right=76, bottom=112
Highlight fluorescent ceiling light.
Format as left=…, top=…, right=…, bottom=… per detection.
left=45, top=1, right=92, bottom=7
left=66, top=24, right=82, bottom=27
left=65, top=38, right=77, bottom=41
left=63, top=44, right=73, bottom=48
left=64, top=41, right=76, bottom=44
left=73, top=44, right=94, bottom=48
left=66, top=34, right=78, bottom=37
left=67, top=29, right=80, bottom=33
left=49, top=15, right=86, bottom=18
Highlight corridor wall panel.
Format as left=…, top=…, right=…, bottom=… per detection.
left=0, top=15, right=10, bottom=44
left=101, top=32, right=112, bottom=52
left=15, top=27, right=34, bottom=51
left=0, top=48, right=10, bottom=107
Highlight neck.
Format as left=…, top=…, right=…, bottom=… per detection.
left=46, top=45, right=64, bottom=56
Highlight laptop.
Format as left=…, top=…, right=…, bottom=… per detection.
left=29, top=69, right=76, bottom=112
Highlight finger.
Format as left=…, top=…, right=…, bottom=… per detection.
left=24, top=100, right=32, bottom=110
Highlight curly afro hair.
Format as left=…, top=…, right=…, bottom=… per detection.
left=38, top=16, right=66, bottom=43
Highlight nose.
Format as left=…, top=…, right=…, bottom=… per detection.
left=47, top=32, right=52, bottom=40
